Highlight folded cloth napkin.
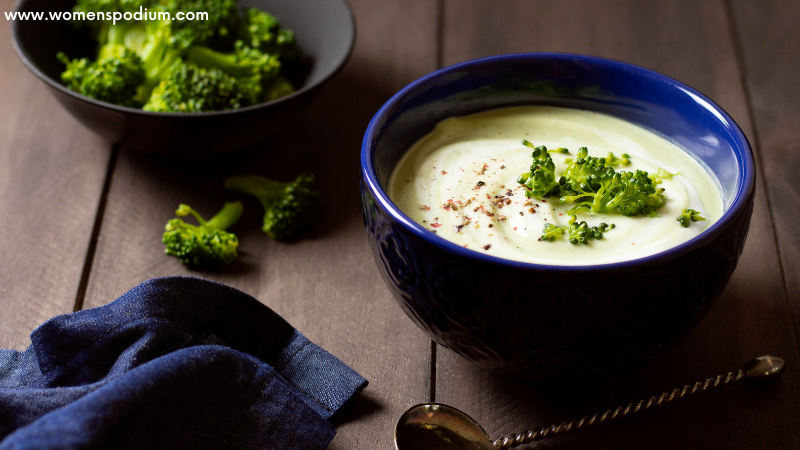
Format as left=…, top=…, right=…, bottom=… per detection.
left=0, top=276, right=367, bottom=450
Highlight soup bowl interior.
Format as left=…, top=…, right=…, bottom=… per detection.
left=361, top=53, right=755, bottom=379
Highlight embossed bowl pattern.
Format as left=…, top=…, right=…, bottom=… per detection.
left=360, top=53, right=756, bottom=379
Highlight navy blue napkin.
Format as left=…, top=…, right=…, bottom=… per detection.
left=0, top=276, right=367, bottom=450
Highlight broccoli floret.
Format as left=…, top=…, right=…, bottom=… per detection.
left=556, top=147, right=666, bottom=217
left=143, top=63, right=250, bottom=112
left=239, top=8, right=298, bottom=60
left=225, top=173, right=324, bottom=240
left=162, top=202, right=243, bottom=268
left=57, top=46, right=144, bottom=107
left=186, top=41, right=287, bottom=103
left=165, top=0, right=239, bottom=50
left=516, top=141, right=561, bottom=199
left=540, top=215, right=614, bottom=244
left=540, top=223, right=566, bottom=241
left=677, top=208, right=706, bottom=228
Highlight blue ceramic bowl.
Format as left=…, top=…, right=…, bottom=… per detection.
left=360, top=53, right=755, bottom=379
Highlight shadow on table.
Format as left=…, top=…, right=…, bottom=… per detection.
left=438, top=281, right=797, bottom=449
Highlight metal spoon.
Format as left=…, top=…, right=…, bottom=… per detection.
left=395, top=355, right=785, bottom=450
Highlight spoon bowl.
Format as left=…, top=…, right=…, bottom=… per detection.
left=395, top=403, right=493, bottom=450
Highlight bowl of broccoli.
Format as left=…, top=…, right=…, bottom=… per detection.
left=360, top=53, right=756, bottom=379
left=11, top=0, right=354, bottom=157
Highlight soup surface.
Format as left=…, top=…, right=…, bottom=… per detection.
left=388, top=106, right=724, bottom=265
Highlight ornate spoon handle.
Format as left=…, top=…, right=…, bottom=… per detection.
left=493, top=355, right=785, bottom=450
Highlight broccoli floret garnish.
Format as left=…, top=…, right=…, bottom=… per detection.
left=516, top=141, right=562, bottom=199
left=162, top=202, right=243, bottom=268
left=540, top=223, right=566, bottom=241
left=239, top=8, right=298, bottom=60
left=557, top=147, right=666, bottom=217
left=57, top=45, right=144, bottom=107
left=677, top=208, right=706, bottom=228
left=225, top=173, right=324, bottom=240
left=540, top=215, right=614, bottom=244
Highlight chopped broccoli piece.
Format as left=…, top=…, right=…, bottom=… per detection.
left=143, top=63, right=250, bottom=112
left=239, top=8, right=298, bottom=60
left=649, top=168, right=680, bottom=185
left=225, top=173, right=324, bottom=240
left=57, top=46, right=144, bottom=107
left=165, top=0, right=239, bottom=50
left=540, top=214, right=614, bottom=244
left=162, top=202, right=243, bottom=268
left=516, top=141, right=561, bottom=199
left=540, top=223, right=566, bottom=241
left=603, top=152, right=630, bottom=166
left=677, top=208, right=706, bottom=228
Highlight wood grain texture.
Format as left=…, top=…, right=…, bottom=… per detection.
left=80, top=0, right=440, bottom=448
left=436, top=0, right=800, bottom=448
left=729, top=0, right=800, bottom=347
left=0, top=0, right=112, bottom=350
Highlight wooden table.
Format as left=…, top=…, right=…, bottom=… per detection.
left=2, top=0, right=799, bottom=448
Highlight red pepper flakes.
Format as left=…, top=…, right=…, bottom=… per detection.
left=431, top=222, right=442, bottom=228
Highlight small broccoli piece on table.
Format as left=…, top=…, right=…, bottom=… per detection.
left=677, top=208, right=706, bottom=228
left=57, top=46, right=144, bottom=107
left=517, top=141, right=562, bottom=199
left=540, top=215, right=614, bottom=244
left=162, top=202, right=243, bottom=268
left=239, top=8, right=298, bottom=60
left=225, top=173, right=324, bottom=240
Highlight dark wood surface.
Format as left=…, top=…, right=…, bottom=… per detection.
left=1, top=0, right=798, bottom=448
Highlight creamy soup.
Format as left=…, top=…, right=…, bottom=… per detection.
left=388, top=106, right=724, bottom=265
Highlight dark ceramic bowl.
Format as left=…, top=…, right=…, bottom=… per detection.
left=360, top=53, right=755, bottom=379
left=11, top=0, right=354, bottom=158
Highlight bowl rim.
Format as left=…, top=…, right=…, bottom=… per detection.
left=361, top=52, right=756, bottom=272
left=10, top=0, right=356, bottom=117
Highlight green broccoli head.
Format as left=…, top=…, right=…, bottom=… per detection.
left=517, top=141, right=561, bottom=199
left=143, top=62, right=252, bottom=112
left=225, top=173, right=325, bottom=240
left=677, top=208, right=706, bottom=228
left=186, top=41, right=285, bottom=104
left=162, top=202, right=243, bottom=268
left=239, top=8, right=298, bottom=60
left=163, top=0, right=238, bottom=50
left=57, top=46, right=144, bottom=107
left=556, top=148, right=666, bottom=217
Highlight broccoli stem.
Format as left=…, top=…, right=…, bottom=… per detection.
left=187, top=46, right=259, bottom=77
left=206, top=201, right=244, bottom=230
left=176, top=201, right=243, bottom=230
left=224, top=175, right=286, bottom=208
